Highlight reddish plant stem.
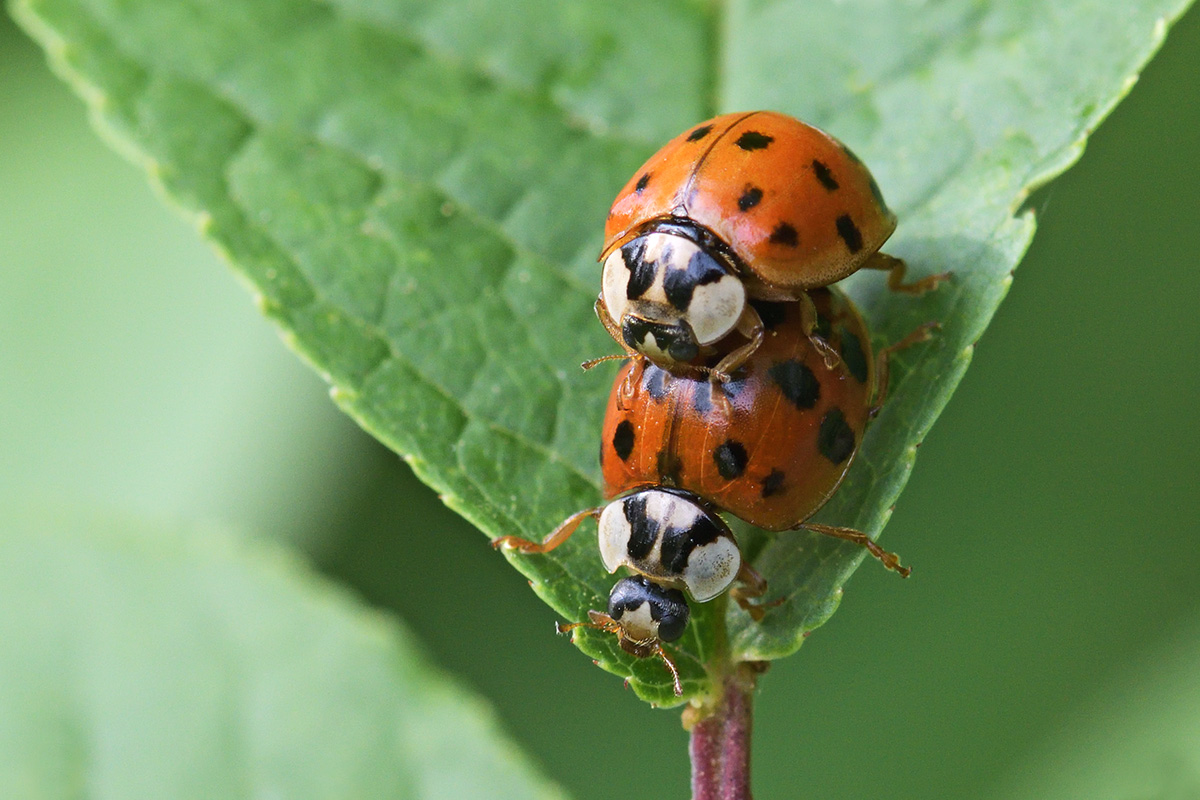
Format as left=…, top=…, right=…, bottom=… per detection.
left=689, top=674, right=754, bottom=800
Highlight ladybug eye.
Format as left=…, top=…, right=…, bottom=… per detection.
left=667, top=339, right=699, bottom=362
left=621, top=317, right=698, bottom=365
left=654, top=603, right=689, bottom=642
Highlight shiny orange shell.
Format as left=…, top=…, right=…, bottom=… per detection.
left=599, top=289, right=874, bottom=531
left=602, top=111, right=896, bottom=292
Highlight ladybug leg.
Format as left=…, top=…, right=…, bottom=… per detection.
left=558, top=612, right=683, bottom=696
left=593, top=295, right=624, bottom=345
left=585, top=351, right=644, bottom=412
left=864, top=252, right=952, bottom=295
left=492, top=507, right=603, bottom=554
left=797, top=522, right=912, bottom=577
left=870, top=321, right=940, bottom=417
left=651, top=643, right=684, bottom=696
left=709, top=305, right=765, bottom=386
left=556, top=610, right=623, bottom=637
left=584, top=296, right=645, bottom=410
left=730, top=562, right=784, bottom=621
left=583, top=296, right=639, bottom=370
left=707, top=378, right=735, bottom=418
left=615, top=358, right=645, bottom=411
left=799, top=291, right=842, bottom=370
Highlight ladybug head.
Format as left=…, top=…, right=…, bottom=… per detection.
left=565, top=575, right=689, bottom=695
left=602, top=231, right=745, bottom=367
left=606, top=575, right=690, bottom=647
left=621, top=316, right=698, bottom=363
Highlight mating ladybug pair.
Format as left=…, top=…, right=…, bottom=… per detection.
left=496, top=111, right=946, bottom=694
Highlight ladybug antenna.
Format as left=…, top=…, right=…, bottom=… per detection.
left=555, top=616, right=684, bottom=697
left=556, top=618, right=597, bottom=636
left=653, top=644, right=683, bottom=696
left=581, top=353, right=631, bottom=371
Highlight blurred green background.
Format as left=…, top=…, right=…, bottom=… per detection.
left=2, top=6, right=1198, bottom=798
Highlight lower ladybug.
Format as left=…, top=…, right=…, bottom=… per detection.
left=600, top=287, right=933, bottom=572
left=498, top=289, right=933, bottom=693
left=493, top=486, right=771, bottom=696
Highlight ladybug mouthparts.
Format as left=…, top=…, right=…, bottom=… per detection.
left=621, top=315, right=699, bottom=363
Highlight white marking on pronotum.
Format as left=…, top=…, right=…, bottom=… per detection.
left=601, top=247, right=633, bottom=322
left=681, top=538, right=740, bottom=602
left=687, top=276, right=745, bottom=345
left=597, top=501, right=634, bottom=573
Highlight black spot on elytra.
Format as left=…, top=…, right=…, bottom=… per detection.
left=839, top=328, right=868, bottom=384
left=769, top=360, right=820, bottom=409
left=812, top=160, right=839, bottom=191
left=836, top=214, right=863, bottom=254
left=659, top=511, right=723, bottom=574
left=622, top=239, right=655, bottom=299
left=691, top=381, right=714, bottom=415
left=644, top=366, right=670, bottom=400
left=760, top=469, right=786, bottom=498
left=613, top=420, right=635, bottom=460
left=713, top=440, right=748, bottom=480
left=663, top=250, right=727, bottom=311
left=738, top=186, right=763, bottom=211
left=837, top=143, right=889, bottom=211
left=687, top=125, right=713, bottom=142
left=769, top=222, right=799, bottom=247
left=736, top=131, right=774, bottom=150
left=817, top=408, right=856, bottom=464
left=635, top=172, right=651, bottom=193
left=657, top=450, right=683, bottom=485
left=750, top=300, right=789, bottom=330
left=623, top=494, right=660, bottom=560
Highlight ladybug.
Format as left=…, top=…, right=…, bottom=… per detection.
left=596, top=110, right=947, bottom=379
left=600, top=288, right=933, bottom=574
left=561, top=576, right=691, bottom=695
left=493, top=486, right=770, bottom=696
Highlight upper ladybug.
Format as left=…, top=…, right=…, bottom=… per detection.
left=597, top=111, right=941, bottom=379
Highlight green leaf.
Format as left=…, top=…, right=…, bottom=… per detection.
left=0, top=24, right=367, bottom=548
left=0, top=505, right=566, bottom=800
left=10, top=0, right=1192, bottom=705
